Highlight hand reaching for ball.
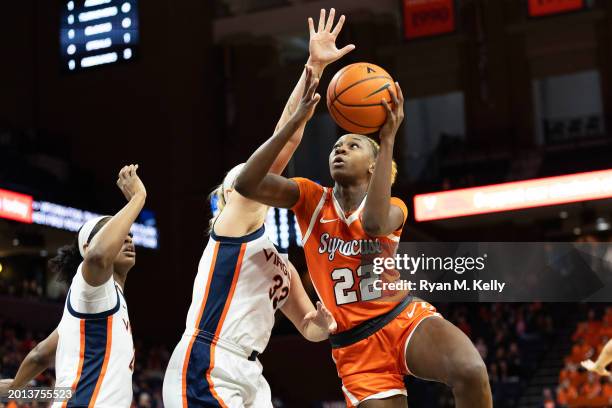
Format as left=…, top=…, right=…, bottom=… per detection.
left=379, top=82, right=405, bottom=144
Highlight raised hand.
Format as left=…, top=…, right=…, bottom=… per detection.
left=116, top=164, right=146, bottom=202
left=380, top=82, right=405, bottom=144
left=582, top=359, right=611, bottom=376
left=294, top=65, right=321, bottom=122
left=308, top=8, right=355, bottom=70
left=303, top=301, right=337, bottom=335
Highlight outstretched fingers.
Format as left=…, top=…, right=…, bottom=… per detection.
left=331, top=14, right=346, bottom=37
left=325, top=8, right=336, bottom=32
left=338, top=43, right=356, bottom=58
left=318, top=9, right=326, bottom=32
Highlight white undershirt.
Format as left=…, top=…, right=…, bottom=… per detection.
left=69, top=263, right=117, bottom=314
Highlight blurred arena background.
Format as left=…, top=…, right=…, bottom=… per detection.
left=2, top=0, right=612, bottom=406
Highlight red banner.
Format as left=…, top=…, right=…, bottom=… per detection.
left=403, top=0, right=455, bottom=39
left=414, top=169, right=612, bottom=221
left=528, top=0, right=583, bottom=17
left=0, top=188, right=33, bottom=223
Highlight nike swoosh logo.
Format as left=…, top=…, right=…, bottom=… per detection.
left=320, top=218, right=338, bottom=224
left=406, top=303, right=417, bottom=318
left=365, top=83, right=391, bottom=99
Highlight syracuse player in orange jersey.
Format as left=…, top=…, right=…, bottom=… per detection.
left=235, top=9, right=492, bottom=407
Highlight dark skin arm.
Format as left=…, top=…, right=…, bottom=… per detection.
left=234, top=66, right=321, bottom=208
left=82, top=164, right=146, bottom=286
left=361, top=82, right=406, bottom=237
left=0, top=329, right=58, bottom=394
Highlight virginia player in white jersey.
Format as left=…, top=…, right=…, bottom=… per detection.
left=0, top=164, right=146, bottom=408
left=162, top=67, right=335, bottom=407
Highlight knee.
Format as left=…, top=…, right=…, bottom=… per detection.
left=450, top=357, right=489, bottom=391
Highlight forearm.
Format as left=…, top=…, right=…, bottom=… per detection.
left=275, top=60, right=325, bottom=132
left=362, top=140, right=394, bottom=234
left=11, top=352, right=50, bottom=389
left=270, top=61, right=326, bottom=174
left=87, top=194, right=145, bottom=264
left=235, top=116, right=303, bottom=195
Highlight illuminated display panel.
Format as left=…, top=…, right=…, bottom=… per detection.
left=0, top=189, right=33, bottom=224
left=414, top=169, right=612, bottom=221
left=528, top=0, right=583, bottom=17
left=0, top=187, right=158, bottom=249
left=60, top=0, right=139, bottom=71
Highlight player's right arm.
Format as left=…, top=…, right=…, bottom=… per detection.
left=82, top=165, right=146, bottom=287
left=234, top=67, right=321, bottom=208
left=0, top=329, right=59, bottom=394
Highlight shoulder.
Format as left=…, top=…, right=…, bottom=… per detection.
left=290, top=177, right=325, bottom=193
left=289, top=178, right=328, bottom=211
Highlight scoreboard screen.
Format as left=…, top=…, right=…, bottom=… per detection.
left=60, top=0, right=139, bottom=72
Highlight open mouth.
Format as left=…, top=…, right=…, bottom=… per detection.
left=333, top=156, right=346, bottom=168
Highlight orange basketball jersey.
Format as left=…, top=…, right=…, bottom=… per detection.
left=291, top=177, right=408, bottom=333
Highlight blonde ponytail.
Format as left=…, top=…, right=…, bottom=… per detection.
left=208, top=163, right=246, bottom=233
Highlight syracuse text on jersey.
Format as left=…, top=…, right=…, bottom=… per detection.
left=318, top=232, right=384, bottom=261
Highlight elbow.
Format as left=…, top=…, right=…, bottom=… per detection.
left=362, top=219, right=385, bottom=237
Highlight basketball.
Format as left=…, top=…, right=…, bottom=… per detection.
left=327, top=62, right=396, bottom=135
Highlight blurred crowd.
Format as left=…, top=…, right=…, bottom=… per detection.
left=0, top=280, right=44, bottom=300
left=408, top=303, right=557, bottom=408
left=0, top=316, right=169, bottom=408
left=0, top=302, right=571, bottom=408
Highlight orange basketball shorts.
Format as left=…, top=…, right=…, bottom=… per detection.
left=331, top=300, right=442, bottom=407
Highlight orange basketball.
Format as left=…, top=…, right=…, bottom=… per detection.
left=327, top=62, right=396, bottom=135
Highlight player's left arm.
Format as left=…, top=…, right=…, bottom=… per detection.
left=0, top=329, right=59, bottom=393
left=281, top=262, right=337, bottom=342
left=362, top=82, right=405, bottom=237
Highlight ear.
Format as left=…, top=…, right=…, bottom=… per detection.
left=368, top=161, right=375, bottom=175
left=82, top=243, right=89, bottom=253
left=223, top=188, right=234, bottom=202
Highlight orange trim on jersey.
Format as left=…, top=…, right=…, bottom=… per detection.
left=63, top=320, right=86, bottom=408
left=206, top=243, right=246, bottom=408
left=181, top=242, right=220, bottom=408
left=88, top=316, right=113, bottom=407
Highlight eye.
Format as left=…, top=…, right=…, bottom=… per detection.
left=351, top=143, right=359, bottom=148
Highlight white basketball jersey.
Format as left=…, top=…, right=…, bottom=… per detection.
left=184, top=225, right=291, bottom=354
left=53, top=264, right=134, bottom=408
